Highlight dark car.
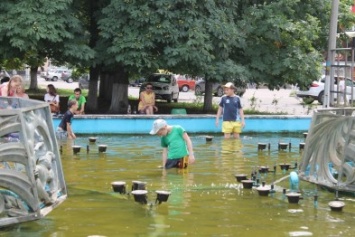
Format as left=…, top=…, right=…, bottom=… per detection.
left=130, top=78, right=145, bottom=87
left=61, top=71, right=74, bottom=83
left=195, top=79, right=246, bottom=97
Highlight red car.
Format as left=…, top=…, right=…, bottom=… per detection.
left=177, top=79, right=195, bottom=92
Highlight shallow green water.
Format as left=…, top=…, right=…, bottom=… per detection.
left=2, top=134, right=355, bottom=237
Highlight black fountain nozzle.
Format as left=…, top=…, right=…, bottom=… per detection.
left=131, top=190, right=148, bottom=204
left=155, top=191, right=171, bottom=205
left=111, top=181, right=126, bottom=194
left=131, top=181, right=146, bottom=191
left=258, top=166, right=269, bottom=174
left=299, top=142, right=305, bottom=152
left=72, top=145, right=81, bottom=154
left=278, top=142, right=288, bottom=151
left=257, top=143, right=267, bottom=151
left=280, top=163, right=291, bottom=171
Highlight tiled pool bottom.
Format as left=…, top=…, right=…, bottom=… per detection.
left=3, top=134, right=355, bottom=236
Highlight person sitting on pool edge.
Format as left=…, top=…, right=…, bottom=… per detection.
left=138, top=83, right=158, bottom=114
left=68, top=88, right=86, bottom=115
left=150, top=119, right=195, bottom=169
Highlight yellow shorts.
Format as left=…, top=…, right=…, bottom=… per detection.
left=222, top=121, right=242, bottom=134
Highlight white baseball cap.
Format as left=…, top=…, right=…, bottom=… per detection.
left=223, top=82, right=236, bottom=89
left=149, top=119, right=167, bottom=135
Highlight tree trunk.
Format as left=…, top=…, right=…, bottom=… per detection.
left=99, top=72, right=112, bottom=101
left=203, top=76, right=214, bottom=112
left=86, top=0, right=100, bottom=113
left=29, top=67, right=38, bottom=90
left=108, top=66, right=129, bottom=114
left=86, top=67, right=99, bottom=113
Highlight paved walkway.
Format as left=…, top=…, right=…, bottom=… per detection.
left=36, top=77, right=321, bottom=115
left=239, top=88, right=322, bottom=116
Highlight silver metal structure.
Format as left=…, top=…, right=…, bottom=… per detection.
left=0, top=97, right=67, bottom=227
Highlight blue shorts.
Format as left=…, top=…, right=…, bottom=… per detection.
left=165, top=156, right=188, bottom=169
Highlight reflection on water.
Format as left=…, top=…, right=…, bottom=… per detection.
left=2, top=134, right=355, bottom=236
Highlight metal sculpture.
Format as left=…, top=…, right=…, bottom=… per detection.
left=299, top=108, right=355, bottom=193
left=0, top=96, right=67, bottom=227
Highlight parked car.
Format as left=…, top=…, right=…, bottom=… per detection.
left=296, top=76, right=355, bottom=104
left=140, top=73, right=179, bottom=103
left=195, top=79, right=246, bottom=97
left=130, top=78, right=145, bottom=87
left=61, top=70, right=73, bottom=83
left=78, top=74, right=89, bottom=89
left=45, top=68, right=70, bottom=81
left=177, top=79, right=196, bottom=92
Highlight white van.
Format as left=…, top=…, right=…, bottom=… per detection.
left=141, top=73, right=179, bottom=103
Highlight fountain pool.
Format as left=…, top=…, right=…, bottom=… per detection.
left=2, top=133, right=355, bottom=236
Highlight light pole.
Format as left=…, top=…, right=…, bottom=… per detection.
left=345, top=31, right=355, bottom=104
left=324, top=0, right=339, bottom=108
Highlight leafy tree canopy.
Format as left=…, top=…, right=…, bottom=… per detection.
left=98, top=0, right=355, bottom=89
left=0, top=0, right=94, bottom=71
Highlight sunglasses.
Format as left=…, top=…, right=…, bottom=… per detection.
left=146, top=87, right=153, bottom=89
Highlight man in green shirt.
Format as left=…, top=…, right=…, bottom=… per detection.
left=150, top=119, right=195, bottom=169
left=68, top=88, right=86, bottom=114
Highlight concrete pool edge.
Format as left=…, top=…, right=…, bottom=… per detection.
left=53, top=114, right=312, bottom=134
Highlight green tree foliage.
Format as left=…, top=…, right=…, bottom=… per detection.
left=1, top=0, right=355, bottom=114
left=98, top=0, right=347, bottom=112
left=0, top=0, right=94, bottom=89
left=98, top=0, right=252, bottom=112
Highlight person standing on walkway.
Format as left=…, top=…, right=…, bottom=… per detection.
left=215, top=82, right=245, bottom=139
left=338, top=77, right=347, bottom=105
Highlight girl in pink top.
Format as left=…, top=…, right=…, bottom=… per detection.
left=0, top=75, right=23, bottom=97
left=15, top=84, right=29, bottom=99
